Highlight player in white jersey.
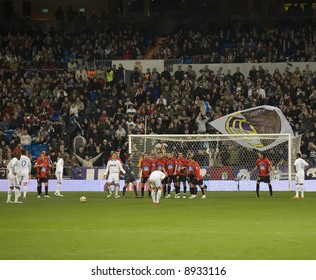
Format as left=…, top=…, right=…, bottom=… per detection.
left=19, top=149, right=32, bottom=199
left=148, top=170, right=166, bottom=204
left=104, top=152, right=126, bottom=198
left=54, top=152, right=64, bottom=197
left=293, top=152, right=309, bottom=199
left=6, top=153, right=22, bottom=203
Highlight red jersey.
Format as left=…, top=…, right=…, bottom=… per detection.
left=140, top=159, right=153, bottom=178
left=153, top=158, right=166, bottom=172
left=186, top=160, right=194, bottom=175
left=165, top=157, right=177, bottom=176
left=256, top=157, right=271, bottom=176
left=177, top=157, right=188, bottom=175
left=193, top=162, right=203, bottom=180
left=35, top=156, right=50, bottom=178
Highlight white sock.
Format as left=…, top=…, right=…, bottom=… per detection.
left=151, top=189, right=157, bottom=203
left=23, top=185, right=27, bottom=197
left=115, top=186, right=119, bottom=196
left=295, top=185, right=299, bottom=197
left=56, top=183, right=61, bottom=194
left=300, top=185, right=304, bottom=197
left=14, top=188, right=21, bottom=202
left=7, top=188, right=12, bottom=202
left=157, top=189, right=162, bottom=202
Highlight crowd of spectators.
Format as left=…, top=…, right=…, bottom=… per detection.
left=0, top=25, right=148, bottom=71
left=153, top=19, right=316, bottom=64
left=0, top=18, right=316, bottom=174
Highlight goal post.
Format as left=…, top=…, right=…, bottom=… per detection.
left=128, top=133, right=302, bottom=191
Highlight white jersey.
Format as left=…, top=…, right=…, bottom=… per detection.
left=294, top=158, right=309, bottom=173
left=294, top=157, right=309, bottom=185
left=149, top=170, right=166, bottom=189
left=104, top=159, right=126, bottom=176
left=55, top=158, right=64, bottom=183
left=19, top=155, right=32, bottom=175
left=56, top=158, right=64, bottom=173
left=7, top=157, right=20, bottom=186
left=7, top=157, right=19, bottom=174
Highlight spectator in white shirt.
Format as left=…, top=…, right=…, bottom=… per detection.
left=20, top=129, right=32, bottom=146
left=115, top=125, right=126, bottom=139
left=75, top=66, right=88, bottom=82
left=195, top=113, right=209, bottom=134
left=156, top=94, right=167, bottom=106
left=257, top=85, right=266, bottom=100
left=73, top=132, right=87, bottom=152
left=69, top=103, right=79, bottom=118
left=126, top=104, right=137, bottom=117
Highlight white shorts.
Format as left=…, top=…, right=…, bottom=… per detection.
left=55, top=172, right=63, bottom=183
left=20, top=172, right=29, bottom=184
left=149, top=179, right=162, bottom=189
left=7, top=172, right=19, bottom=187
left=108, top=173, right=120, bottom=184
left=296, top=171, right=305, bottom=185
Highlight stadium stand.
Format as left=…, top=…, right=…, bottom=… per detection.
left=0, top=10, right=316, bottom=173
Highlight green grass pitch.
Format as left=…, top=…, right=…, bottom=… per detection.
left=1, top=191, right=316, bottom=260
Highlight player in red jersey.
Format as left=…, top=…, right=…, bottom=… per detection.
left=153, top=152, right=167, bottom=197
left=164, top=152, right=178, bottom=198
left=138, top=152, right=153, bottom=198
left=176, top=152, right=189, bottom=198
left=249, top=152, right=273, bottom=198
left=191, top=156, right=206, bottom=199
left=34, top=151, right=51, bottom=198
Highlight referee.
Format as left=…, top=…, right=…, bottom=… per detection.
left=122, top=154, right=139, bottom=198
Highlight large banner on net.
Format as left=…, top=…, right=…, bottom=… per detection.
left=209, top=106, right=293, bottom=151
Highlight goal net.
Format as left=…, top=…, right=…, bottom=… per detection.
left=129, top=133, right=302, bottom=191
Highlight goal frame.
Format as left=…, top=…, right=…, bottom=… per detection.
left=129, top=133, right=294, bottom=190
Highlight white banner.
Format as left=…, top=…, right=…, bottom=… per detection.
left=0, top=260, right=315, bottom=280
left=210, top=106, right=293, bottom=151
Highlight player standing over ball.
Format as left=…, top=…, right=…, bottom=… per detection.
left=293, top=152, right=309, bottom=199
left=148, top=170, right=166, bottom=204
left=6, top=152, right=22, bottom=203
left=153, top=152, right=167, bottom=197
left=54, top=152, right=64, bottom=197
left=104, top=152, right=126, bottom=198
left=249, top=152, right=273, bottom=198
left=19, top=149, right=32, bottom=199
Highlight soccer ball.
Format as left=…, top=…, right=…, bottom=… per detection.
left=80, top=196, right=87, bottom=202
